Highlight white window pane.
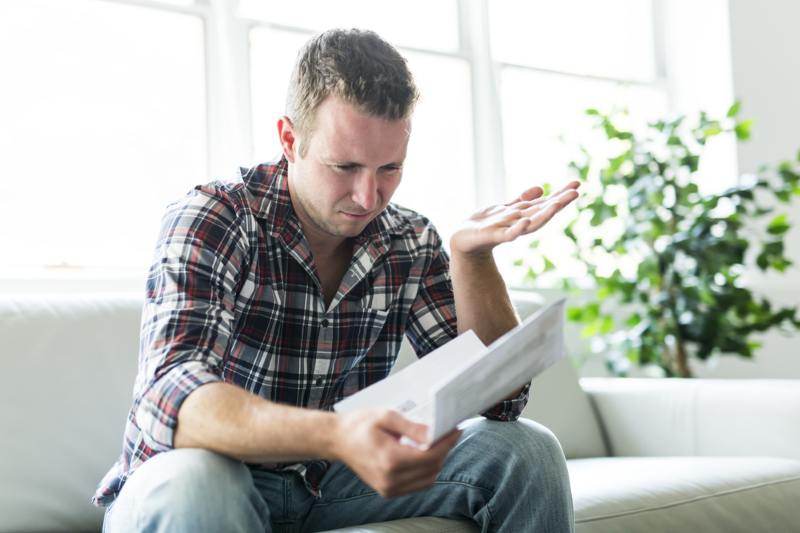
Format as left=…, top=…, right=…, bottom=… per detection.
left=489, top=0, right=657, bottom=82
left=250, top=28, right=313, bottom=162
left=496, top=67, right=669, bottom=286
left=391, top=53, right=474, bottom=247
left=0, top=0, right=207, bottom=270
left=240, top=0, right=459, bottom=53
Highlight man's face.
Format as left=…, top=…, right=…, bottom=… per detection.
left=285, top=95, right=411, bottom=242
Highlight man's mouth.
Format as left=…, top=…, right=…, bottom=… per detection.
left=342, top=211, right=372, bottom=221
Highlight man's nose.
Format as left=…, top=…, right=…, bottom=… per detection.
left=351, top=170, right=379, bottom=211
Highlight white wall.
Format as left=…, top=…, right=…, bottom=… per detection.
left=693, top=0, right=800, bottom=379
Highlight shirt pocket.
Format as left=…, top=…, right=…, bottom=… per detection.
left=341, top=302, right=391, bottom=351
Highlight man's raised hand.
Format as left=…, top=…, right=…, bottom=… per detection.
left=332, top=408, right=462, bottom=498
left=450, top=181, right=580, bottom=256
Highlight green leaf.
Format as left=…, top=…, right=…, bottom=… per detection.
left=513, top=258, right=524, bottom=266
left=767, top=223, right=790, bottom=236
left=581, top=323, right=600, bottom=338
left=703, top=121, right=723, bottom=139
left=601, top=315, right=614, bottom=334
left=756, top=252, right=769, bottom=271
left=735, top=119, right=754, bottom=140
left=682, top=155, right=700, bottom=173
left=525, top=267, right=537, bottom=280
left=586, top=108, right=599, bottom=115
left=767, top=213, right=788, bottom=232
left=727, top=101, right=741, bottom=117
left=542, top=183, right=552, bottom=196
left=529, top=240, right=540, bottom=249
left=567, top=307, right=583, bottom=321
left=543, top=256, right=557, bottom=272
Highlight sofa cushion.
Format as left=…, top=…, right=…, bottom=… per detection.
left=0, top=293, right=143, bottom=533
left=511, top=291, right=608, bottom=460
left=521, top=358, right=607, bottom=460
left=568, top=456, right=800, bottom=532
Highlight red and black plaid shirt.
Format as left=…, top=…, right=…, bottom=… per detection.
left=93, top=156, right=529, bottom=507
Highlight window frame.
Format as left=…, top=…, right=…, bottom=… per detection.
left=2, top=0, right=733, bottom=290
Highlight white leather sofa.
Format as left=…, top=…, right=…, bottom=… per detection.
left=2, top=292, right=800, bottom=532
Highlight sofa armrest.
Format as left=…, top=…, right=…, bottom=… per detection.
left=580, top=378, right=800, bottom=460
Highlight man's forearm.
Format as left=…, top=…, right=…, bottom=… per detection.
left=450, top=250, right=519, bottom=344
left=450, top=250, right=523, bottom=400
left=173, top=381, right=339, bottom=463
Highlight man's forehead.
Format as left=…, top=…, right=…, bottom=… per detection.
left=308, top=96, right=411, bottom=161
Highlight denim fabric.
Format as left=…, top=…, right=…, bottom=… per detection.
left=103, top=419, right=573, bottom=533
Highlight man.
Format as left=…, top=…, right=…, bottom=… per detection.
left=94, top=29, right=579, bottom=532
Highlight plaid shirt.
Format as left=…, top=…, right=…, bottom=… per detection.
left=92, top=156, right=530, bottom=507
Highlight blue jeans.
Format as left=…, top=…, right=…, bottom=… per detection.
left=103, top=419, right=574, bottom=533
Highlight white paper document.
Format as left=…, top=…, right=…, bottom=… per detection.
left=334, top=298, right=566, bottom=446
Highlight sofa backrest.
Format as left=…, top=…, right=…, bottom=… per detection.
left=582, top=377, right=800, bottom=460
left=0, top=293, right=143, bottom=533
left=0, top=291, right=607, bottom=533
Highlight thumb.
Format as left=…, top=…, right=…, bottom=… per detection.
left=379, top=410, right=430, bottom=444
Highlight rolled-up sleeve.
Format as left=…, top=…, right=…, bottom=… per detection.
left=480, top=381, right=531, bottom=422
left=134, top=185, right=250, bottom=452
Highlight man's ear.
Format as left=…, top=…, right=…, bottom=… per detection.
left=277, top=116, right=299, bottom=163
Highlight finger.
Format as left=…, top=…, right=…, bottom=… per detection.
left=518, top=186, right=545, bottom=202
left=506, top=186, right=544, bottom=205
left=502, top=216, right=532, bottom=239
left=522, top=202, right=564, bottom=234
left=519, top=189, right=579, bottom=217
left=558, top=180, right=581, bottom=193
left=379, top=410, right=430, bottom=445
left=384, top=431, right=461, bottom=487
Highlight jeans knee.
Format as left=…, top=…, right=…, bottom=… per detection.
left=116, top=448, right=266, bottom=530
left=458, top=418, right=569, bottom=489
left=142, top=448, right=250, bottom=493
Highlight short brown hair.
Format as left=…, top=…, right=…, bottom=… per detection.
left=285, top=28, right=420, bottom=157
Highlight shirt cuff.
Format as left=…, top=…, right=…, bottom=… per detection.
left=135, top=362, right=224, bottom=452
left=480, top=381, right=531, bottom=422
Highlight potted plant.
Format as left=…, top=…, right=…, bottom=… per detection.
left=532, top=103, right=800, bottom=377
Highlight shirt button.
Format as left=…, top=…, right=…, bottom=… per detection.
left=321, top=319, right=329, bottom=327
left=316, top=378, right=323, bottom=386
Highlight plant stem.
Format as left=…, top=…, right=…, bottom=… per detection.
left=675, top=340, right=691, bottom=377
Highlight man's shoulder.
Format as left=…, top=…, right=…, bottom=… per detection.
left=166, top=156, right=287, bottom=222
left=380, top=203, right=446, bottom=251
left=158, top=170, right=261, bottom=245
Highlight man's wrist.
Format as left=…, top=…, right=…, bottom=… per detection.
left=320, top=412, right=346, bottom=463
left=449, top=247, right=495, bottom=270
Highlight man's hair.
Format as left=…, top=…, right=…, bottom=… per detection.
left=285, top=28, right=420, bottom=157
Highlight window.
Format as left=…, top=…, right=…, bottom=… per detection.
left=1, top=0, right=206, bottom=275
left=0, top=0, right=735, bottom=290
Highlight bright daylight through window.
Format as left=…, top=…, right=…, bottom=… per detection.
left=0, top=0, right=734, bottom=289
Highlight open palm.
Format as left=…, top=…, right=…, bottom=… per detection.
left=450, top=181, right=581, bottom=256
